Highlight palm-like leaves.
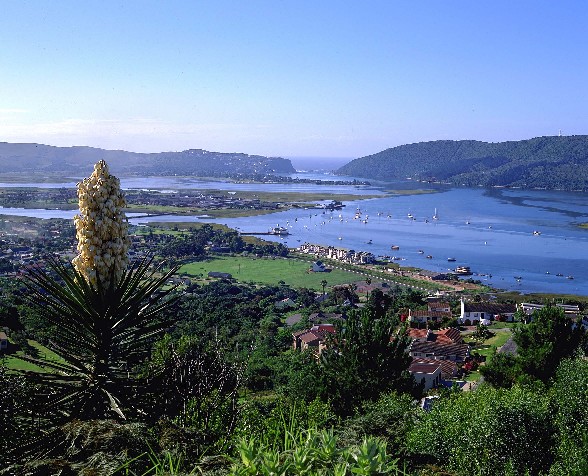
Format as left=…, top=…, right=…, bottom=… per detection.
left=20, top=256, right=180, bottom=423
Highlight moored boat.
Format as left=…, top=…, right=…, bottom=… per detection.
left=270, top=226, right=289, bottom=236
left=455, top=266, right=472, bottom=275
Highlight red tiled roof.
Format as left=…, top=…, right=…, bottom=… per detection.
left=410, top=310, right=452, bottom=318
left=437, top=327, right=463, bottom=343
left=412, top=357, right=458, bottom=378
left=409, top=362, right=441, bottom=374
left=410, top=340, right=470, bottom=360
left=408, top=329, right=428, bottom=339
left=299, top=332, right=321, bottom=344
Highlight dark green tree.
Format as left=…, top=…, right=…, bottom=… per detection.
left=550, top=358, right=588, bottom=475
left=514, top=306, right=585, bottom=383
left=320, top=308, right=416, bottom=416
left=479, top=351, right=521, bottom=388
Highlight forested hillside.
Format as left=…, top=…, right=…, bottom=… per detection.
left=337, top=136, right=588, bottom=190
left=0, top=142, right=295, bottom=177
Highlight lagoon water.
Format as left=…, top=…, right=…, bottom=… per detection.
left=1, top=173, right=587, bottom=295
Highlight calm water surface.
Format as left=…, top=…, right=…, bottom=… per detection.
left=1, top=174, right=587, bottom=295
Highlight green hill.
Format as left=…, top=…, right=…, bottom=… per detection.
left=336, top=136, right=588, bottom=191
left=0, top=142, right=295, bottom=177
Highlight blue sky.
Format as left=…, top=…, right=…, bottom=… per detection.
left=0, top=1, right=586, bottom=158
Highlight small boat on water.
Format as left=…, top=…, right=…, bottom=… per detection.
left=366, top=239, right=373, bottom=245
left=391, top=245, right=400, bottom=250
left=433, top=208, right=438, bottom=220
left=533, top=230, right=542, bottom=236
left=426, top=255, right=433, bottom=259
left=567, top=275, right=574, bottom=280
left=447, top=258, right=456, bottom=262
left=556, top=273, right=564, bottom=277
left=455, top=266, right=472, bottom=275
left=270, top=226, right=289, bottom=236
left=407, top=213, right=414, bottom=219
left=417, top=250, right=424, bottom=254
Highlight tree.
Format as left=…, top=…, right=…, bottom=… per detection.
left=514, top=306, right=585, bottom=383
left=320, top=308, right=416, bottom=416
left=320, top=279, right=328, bottom=296
left=479, top=351, right=521, bottom=388
left=550, top=358, right=588, bottom=475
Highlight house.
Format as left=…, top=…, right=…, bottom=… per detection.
left=311, top=261, right=328, bottom=272
left=275, top=298, right=296, bottom=310
left=407, top=327, right=469, bottom=362
left=409, top=361, right=442, bottom=391
left=408, top=301, right=453, bottom=324
left=292, top=324, right=336, bottom=355
left=428, top=301, right=451, bottom=313
left=408, top=327, right=464, bottom=345
left=408, top=309, right=452, bottom=325
left=314, top=293, right=329, bottom=304
left=459, top=299, right=516, bottom=324
left=520, top=303, right=580, bottom=319
left=0, top=331, right=8, bottom=351
left=412, top=357, right=459, bottom=379
left=207, top=271, right=232, bottom=279
left=409, top=340, right=470, bottom=362
left=308, top=312, right=345, bottom=324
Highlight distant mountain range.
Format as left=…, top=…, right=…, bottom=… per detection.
left=0, top=142, right=295, bottom=177
left=337, top=136, right=588, bottom=191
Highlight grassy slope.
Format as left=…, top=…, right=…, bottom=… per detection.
left=3, top=339, right=66, bottom=372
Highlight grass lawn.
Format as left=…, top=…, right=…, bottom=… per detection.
left=489, top=322, right=517, bottom=329
left=465, top=370, right=482, bottom=382
left=468, top=330, right=513, bottom=359
left=180, top=255, right=363, bottom=289
left=3, top=339, right=66, bottom=373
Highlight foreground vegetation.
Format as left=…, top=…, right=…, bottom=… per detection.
left=2, top=270, right=587, bottom=475
left=1, top=160, right=587, bottom=475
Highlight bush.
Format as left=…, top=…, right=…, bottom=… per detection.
left=229, top=428, right=409, bottom=476
left=408, top=385, right=555, bottom=475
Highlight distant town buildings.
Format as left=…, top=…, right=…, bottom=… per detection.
left=298, top=242, right=375, bottom=265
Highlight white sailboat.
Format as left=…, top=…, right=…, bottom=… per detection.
left=433, top=208, right=438, bottom=220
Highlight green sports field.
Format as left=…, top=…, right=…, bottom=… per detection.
left=180, top=255, right=363, bottom=289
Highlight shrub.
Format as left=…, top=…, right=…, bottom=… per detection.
left=408, top=385, right=555, bottom=475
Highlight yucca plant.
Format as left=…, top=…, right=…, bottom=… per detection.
left=21, top=255, right=179, bottom=422
left=13, top=161, right=180, bottom=462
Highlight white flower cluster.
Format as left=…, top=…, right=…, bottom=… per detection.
left=72, top=160, right=131, bottom=289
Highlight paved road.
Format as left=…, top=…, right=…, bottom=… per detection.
left=497, top=336, right=518, bottom=354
